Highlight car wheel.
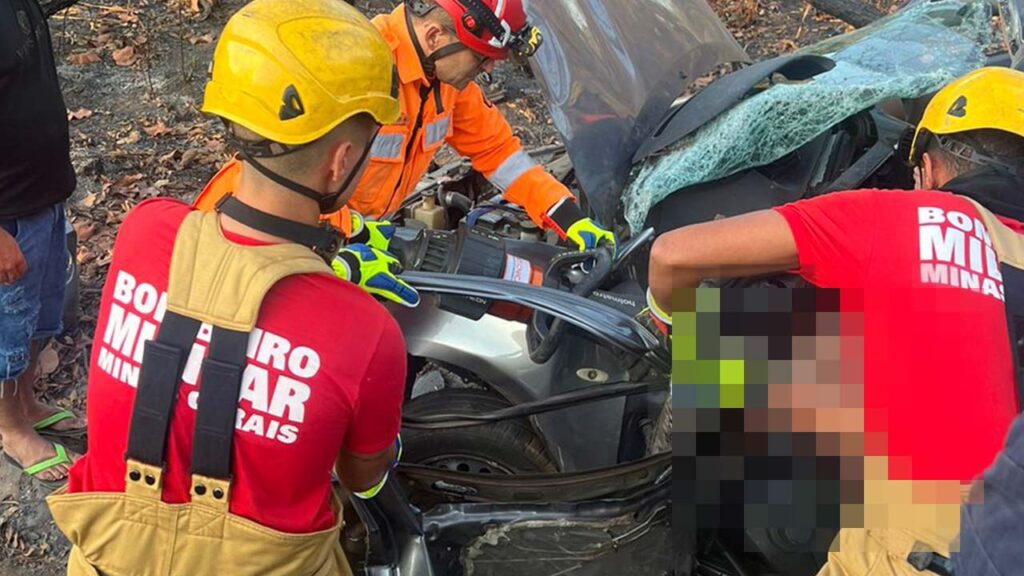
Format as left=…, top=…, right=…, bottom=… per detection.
left=401, top=388, right=558, bottom=476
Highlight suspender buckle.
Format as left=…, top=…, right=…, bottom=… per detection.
left=907, top=543, right=954, bottom=576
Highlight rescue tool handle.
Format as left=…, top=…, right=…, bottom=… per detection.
left=527, top=247, right=614, bottom=364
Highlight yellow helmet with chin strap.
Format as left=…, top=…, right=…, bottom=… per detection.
left=908, top=67, right=1024, bottom=165
left=202, top=0, right=400, bottom=147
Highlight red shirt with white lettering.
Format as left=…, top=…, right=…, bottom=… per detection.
left=68, top=199, right=406, bottom=533
left=774, top=189, right=1020, bottom=483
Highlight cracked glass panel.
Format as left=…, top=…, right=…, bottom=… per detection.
left=624, top=0, right=993, bottom=232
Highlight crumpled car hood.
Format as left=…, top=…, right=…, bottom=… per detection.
left=525, top=0, right=748, bottom=225
left=526, top=0, right=1004, bottom=233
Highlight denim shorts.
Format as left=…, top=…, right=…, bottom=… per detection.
left=0, top=202, right=69, bottom=380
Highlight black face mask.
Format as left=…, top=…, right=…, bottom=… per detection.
left=238, top=128, right=379, bottom=214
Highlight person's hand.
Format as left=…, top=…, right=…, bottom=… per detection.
left=348, top=211, right=395, bottom=252
left=0, top=228, right=27, bottom=286
left=565, top=218, right=616, bottom=253
left=332, top=244, right=420, bottom=307
left=544, top=199, right=617, bottom=254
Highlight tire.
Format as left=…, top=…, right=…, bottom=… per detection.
left=401, top=389, right=558, bottom=475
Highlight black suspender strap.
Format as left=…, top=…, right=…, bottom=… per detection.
left=126, top=313, right=252, bottom=480
left=125, top=312, right=202, bottom=467
left=190, top=326, right=250, bottom=480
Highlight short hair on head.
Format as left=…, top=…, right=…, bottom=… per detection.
left=413, top=3, right=457, bottom=34
left=927, top=128, right=1024, bottom=178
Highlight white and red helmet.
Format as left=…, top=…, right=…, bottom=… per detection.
left=428, top=0, right=542, bottom=60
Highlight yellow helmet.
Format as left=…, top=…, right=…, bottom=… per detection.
left=909, top=67, right=1024, bottom=163
left=202, top=0, right=400, bottom=147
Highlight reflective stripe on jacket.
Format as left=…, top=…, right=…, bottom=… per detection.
left=192, top=3, right=573, bottom=232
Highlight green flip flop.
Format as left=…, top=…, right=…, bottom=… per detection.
left=3, top=441, right=73, bottom=490
left=32, top=409, right=87, bottom=440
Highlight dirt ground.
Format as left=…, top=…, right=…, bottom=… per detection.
left=0, top=0, right=879, bottom=573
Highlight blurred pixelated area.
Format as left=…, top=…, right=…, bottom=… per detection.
left=670, top=287, right=968, bottom=571
left=671, top=287, right=864, bottom=558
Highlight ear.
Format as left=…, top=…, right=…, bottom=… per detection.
left=423, top=21, right=448, bottom=52
left=921, top=150, right=942, bottom=188
left=325, top=139, right=355, bottom=191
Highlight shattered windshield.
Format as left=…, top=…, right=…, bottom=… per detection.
left=623, top=0, right=994, bottom=233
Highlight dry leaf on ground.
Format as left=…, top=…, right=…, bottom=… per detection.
left=189, top=0, right=217, bottom=16
left=186, top=33, right=214, bottom=45
left=178, top=149, right=200, bottom=170
left=111, top=46, right=138, bottom=67
left=67, top=108, right=93, bottom=121
left=90, top=33, right=113, bottom=48
left=68, top=51, right=101, bottom=65
left=38, top=346, right=60, bottom=376
left=143, top=120, right=171, bottom=137
left=72, top=221, right=98, bottom=243
left=116, top=131, right=141, bottom=146
left=115, top=174, right=145, bottom=188
left=76, top=246, right=95, bottom=265
left=158, top=150, right=178, bottom=165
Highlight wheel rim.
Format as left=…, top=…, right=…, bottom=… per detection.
left=419, top=453, right=517, bottom=475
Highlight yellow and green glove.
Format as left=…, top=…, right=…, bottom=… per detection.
left=544, top=198, right=616, bottom=254
left=348, top=211, right=395, bottom=252
left=333, top=244, right=421, bottom=307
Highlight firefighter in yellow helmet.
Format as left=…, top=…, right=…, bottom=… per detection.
left=191, top=0, right=616, bottom=280
left=47, top=1, right=408, bottom=574
left=907, top=66, right=1024, bottom=195
left=647, top=66, right=1024, bottom=576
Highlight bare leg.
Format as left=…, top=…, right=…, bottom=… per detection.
left=0, top=343, right=78, bottom=482
left=18, top=339, right=86, bottom=432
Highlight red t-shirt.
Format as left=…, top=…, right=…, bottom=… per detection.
left=68, top=199, right=406, bottom=533
left=775, top=189, right=1020, bottom=483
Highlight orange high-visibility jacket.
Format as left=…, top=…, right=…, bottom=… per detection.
left=193, top=159, right=356, bottom=236
left=193, top=3, right=573, bottom=233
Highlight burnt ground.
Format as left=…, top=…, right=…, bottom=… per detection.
left=0, top=0, right=890, bottom=573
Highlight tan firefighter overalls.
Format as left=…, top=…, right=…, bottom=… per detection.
left=819, top=197, right=1024, bottom=576
left=47, top=209, right=353, bottom=576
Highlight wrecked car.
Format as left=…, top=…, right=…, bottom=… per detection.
left=52, top=0, right=1022, bottom=574
left=332, top=0, right=1024, bottom=575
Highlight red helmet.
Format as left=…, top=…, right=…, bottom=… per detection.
left=430, top=0, right=542, bottom=60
